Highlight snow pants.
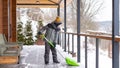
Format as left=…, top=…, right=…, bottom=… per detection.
left=44, top=42, right=58, bottom=63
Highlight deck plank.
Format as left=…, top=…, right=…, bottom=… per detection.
left=0, top=45, right=83, bottom=68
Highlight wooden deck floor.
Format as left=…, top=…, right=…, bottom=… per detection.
left=0, top=45, right=83, bottom=68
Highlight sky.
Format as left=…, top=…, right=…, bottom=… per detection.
left=95, top=0, right=112, bottom=21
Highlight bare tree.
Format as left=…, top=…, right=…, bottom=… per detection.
left=42, top=8, right=57, bottom=24
left=70, top=0, right=103, bottom=32
left=27, top=8, right=43, bottom=21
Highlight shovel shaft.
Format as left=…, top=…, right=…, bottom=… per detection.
left=42, top=35, right=65, bottom=58
left=41, top=34, right=54, bottom=47
left=44, top=37, right=54, bottom=47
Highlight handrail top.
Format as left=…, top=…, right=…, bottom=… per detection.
left=60, top=31, right=120, bottom=42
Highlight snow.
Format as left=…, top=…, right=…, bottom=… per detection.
left=20, top=44, right=112, bottom=68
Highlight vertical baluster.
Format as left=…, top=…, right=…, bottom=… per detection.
left=68, top=34, right=70, bottom=54
left=72, top=34, right=74, bottom=55
left=85, top=36, right=87, bottom=68
left=96, top=38, right=99, bottom=68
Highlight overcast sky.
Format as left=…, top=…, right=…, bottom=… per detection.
left=95, top=0, right=112, bottom=21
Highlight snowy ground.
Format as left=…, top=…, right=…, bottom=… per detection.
left=19, top=45, right=82, bottom=68
left=1, top=37, right=113, bottom=68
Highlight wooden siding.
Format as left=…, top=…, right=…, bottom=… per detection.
left=1, top=0, right=8, bottom=41
left=10, top=0, right=16, bottom=42
left=0, top=0, right=3, bottom=33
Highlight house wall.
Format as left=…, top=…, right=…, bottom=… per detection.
left=0, top=0, right=3, bottom=33
left=0, top=0, right=8, bottom=41
left=0, top=0, right=16, bottom=42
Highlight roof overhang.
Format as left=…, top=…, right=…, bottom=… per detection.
left=17, top=0, right=73, bottom=8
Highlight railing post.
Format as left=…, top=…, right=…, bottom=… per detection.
left=64, top=0, right=67, bottom=52
left=68, top=34, right=70, bottom=54
left=85, top=36, right=87, bottom=68
left=77, top=0, right=81, bottom=62
left=72, top=34, right=74, bottom=55
left=62, top=33, right=64, bottom=49
left=96, top=38, right=99, bottom=68
left=59, top=32, right=61, bottom=46
left=112, top=0, right=119, bottom=68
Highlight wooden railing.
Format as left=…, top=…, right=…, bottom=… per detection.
left=60, top=31, right=120, bottom=42
left=58, top=31, right=120, bottom=68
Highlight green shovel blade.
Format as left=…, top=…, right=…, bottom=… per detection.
left=65, top=57, right=79, bottom=66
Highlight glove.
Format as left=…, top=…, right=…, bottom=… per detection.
left=39, top=34, right=44, bottom=40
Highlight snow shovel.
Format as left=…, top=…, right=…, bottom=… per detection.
left=41, top=34, right=79, bottom=66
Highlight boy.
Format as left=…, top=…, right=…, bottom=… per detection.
left=38, top=16, right=61, bottom=64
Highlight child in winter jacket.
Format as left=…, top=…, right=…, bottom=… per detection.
left=38, top=16, right=62, bottom=64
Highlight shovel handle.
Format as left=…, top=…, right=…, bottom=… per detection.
left=42, top=35, right=54, bottom=47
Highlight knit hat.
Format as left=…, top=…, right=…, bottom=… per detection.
left=54, top=16, right=61, bottom=23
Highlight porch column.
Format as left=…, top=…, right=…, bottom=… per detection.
left=77, top=0, right=80, bottom=62
left=64, top=0, right=67, bottom=51
left=57, top=5, right=60, bottom=16
left=112, top=0, right=119, bottom=68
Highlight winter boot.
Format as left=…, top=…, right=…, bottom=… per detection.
left=53, top=60, right=60, bottom=63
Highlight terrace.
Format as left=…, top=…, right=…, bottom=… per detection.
left=0, top=0, right=120, bottom=68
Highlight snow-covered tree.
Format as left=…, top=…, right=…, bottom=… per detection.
left=17, top=21, right=25, bottom=43
left=35, top=19, right=43, bottom=41
left=24, top=21, right=34, bottom=45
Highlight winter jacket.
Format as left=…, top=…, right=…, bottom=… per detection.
left=39, top=23, right=60, bottom=44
